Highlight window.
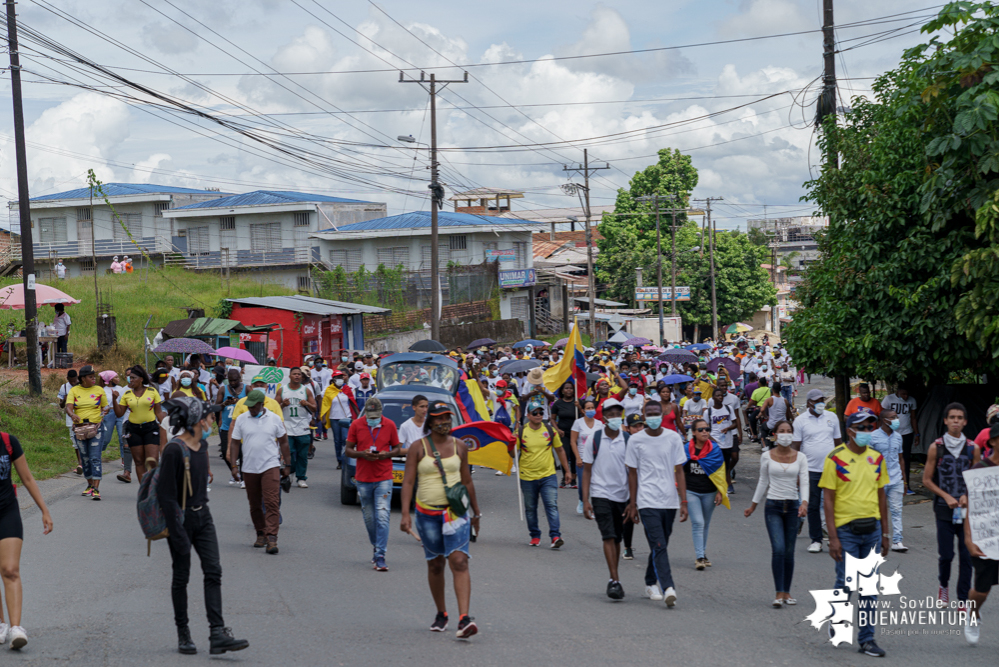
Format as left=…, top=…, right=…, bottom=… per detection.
left=79, top=258, right=94, bottom=274
left=219, top=216, right=235, bottom=230
left=420, top=243, right=449, bottom=270
left=154, top=202, right=170, bottom=217
left=329, top=248, right=362, bottom=272
left=297, top=275, right=312, bottom=292
left=514, top=241, right=528, bottom=268
left=294, top=211, right=311, bottom=227
left=76, top=207, right=92, bottom=222
left=377, top=246, right=410, bottom=268
left=449, top=235, right=467, bottom=251
left=37, top=217, right=67, bottom=244
left=188, top=226, right=210, bottom=255
left=114, top=212, right=142, bottom=240
left=250, top=222, right=282, bottom=253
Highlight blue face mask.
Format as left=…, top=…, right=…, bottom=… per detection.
left=181, top=377, right=192, bottom=387
left=584, top=409, right=596, bottom=419
left=366, top=417, right=381, bottom=428
left=890, top=419, right=901, bottom=431
left=628, top=387, right=637, bottom=396
left=607, top=417, right=623, bottom=431
left=853, top=430, right=872, bottom=446
left=645, top=416, right=663, bottom=430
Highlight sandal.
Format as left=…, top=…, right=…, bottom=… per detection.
left=75, top=466, right=83, bottom=475
left=117, top=473, right=131, bottom=483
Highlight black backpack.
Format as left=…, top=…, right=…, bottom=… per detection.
left=591, top=428, right=630, bottom=459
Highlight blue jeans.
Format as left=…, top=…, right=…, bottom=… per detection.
left=357, top=479, right=393, bottom=558
left=834, top=521, right=881, bottom=645
left=781, top=385, right=794, bottom=403
left=765, top=499, right=799, bottom=593
left=78, top=436, right=102, bottom=481
left=885, top=483, right=903, bottom=543
left=288, top=434, right=311, bottom=481
left=687, top=491, right=716, bottom=559
left=332, top=418, right=350, bottom=464
left=520, top=474, right=561, bottom=539
left=640, top=508, right=676, bottom=590
left=100, top=411, right=124, bottom=452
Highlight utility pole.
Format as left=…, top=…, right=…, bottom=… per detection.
left=6, top=0, right=40, bottom=394
left=635, top=193, right=676, bottom=347
left=695, top=197, right=724, bottom=341
left=563, top=150, right=609, bottom=344
left=90, top=189, right=97, bottom=307
left=401, top=71, right=467, bottom=342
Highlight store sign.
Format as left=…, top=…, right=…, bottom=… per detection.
left=634, top=286, right=691, bottom=301
left=499, top=268, right=536, bottom=288
left=330, top=318, right=342, bottom=334
left=486, top=249, right=516, bottom=263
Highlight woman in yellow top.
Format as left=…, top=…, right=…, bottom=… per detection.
left=114, top=365, right=165, bottom=482
left=171, top=370, right=207, bottom=401
left=65, top=365, right=108, bottom=499
left=399, top=401, right=481, bottom=639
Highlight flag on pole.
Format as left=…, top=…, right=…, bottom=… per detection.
left=543, top=317, right=585, bottom=392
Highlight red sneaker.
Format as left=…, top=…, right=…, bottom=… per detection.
left=551, top=536, right=564, bottom=549
left=529, top=537, right=541, bottom=547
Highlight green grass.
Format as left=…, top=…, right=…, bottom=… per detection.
left=1, top=267, right=294, bottom=367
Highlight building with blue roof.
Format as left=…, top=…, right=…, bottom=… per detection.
left=7, top=183, right=228, bottom=279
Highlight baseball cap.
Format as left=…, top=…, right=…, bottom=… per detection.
left=79, top=365, right=95, bottom=377
left=354, top=361, right=364, bottom=370
left=806, top=389, right=825, bottom=401
left=626, top=414, right=645, bottom=427
left=427, top=400, right=453, bottom=417
left=244, top=389, right=266, bottom=407
left=359, top=372, right=371, bottom=380
left=364, top=396, right=383, bottom=417
left=495, top=379, right=508, bottom=389
left=846, top=408, right=877, bottom=427
left=251, top=374, right=266, bottom=384
left=527, top=396, right=546, bottom=413
left=602, top=398, right=623, bottom=411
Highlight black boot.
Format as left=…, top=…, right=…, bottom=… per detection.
left=209, top=626, right=249, bottom=655
left=177, top=626, right=197, bottom=655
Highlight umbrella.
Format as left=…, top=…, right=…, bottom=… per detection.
left=725, top=322, right=753, bottom=334
left=212, top=346, right=259, bottom=364
left=0, top=282, right=81, bottom=309
left=153, top=337, right=216, bottom=356
left=467, top=338, right=496, bottom=349
left=608, top=330, right=630, bottom=343
left=685, top=343, right=712, bottom=351
left=553, top=337, right=569, bottom=348
left=512, top=339, right=548, bottom=348
left=499, top=359, right=540, bottom=374
left=586, top=372, right=604, bottom=382
left=622, top=337, right=652, bottom=346
left=658, top=349, right=697, bottom=364
left=659, top=373, right=695, bottom=385
left=707, top=356, right=741, bottom=379
left=409, top=339, right=447, bottom=352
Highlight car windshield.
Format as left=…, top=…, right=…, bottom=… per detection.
left=378, top=397, right=461, bottom=430
left=377, top=361, right=459, bottom=392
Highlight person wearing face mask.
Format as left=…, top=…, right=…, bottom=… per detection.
left=571, top=399, right=602, bottom=509
left=518, top=396, right=572, bottom=548
left=320, top=370, right=358, bottom=470
left=792, top=389, right=842, bottom=554
left=745, top=420, right=808, bottom=607
left=229, top=390, right=290, bottom=555
left=621, top=381, right=645, bottom=419
left=683, top=418, right=730, bottom=571
left=581, top=400, right=631, bottom=600
left=172, top=371, right=207, bottom=401
left=922, top=402, right=980, bottom=608
left=818, top=408, right=890, bottom=658
left=345, top=397, right=401, bottom=572
left=158, top=397, right=248, bottom=656
left=869, top=409, right=907, bottom=553
left=276, top=368, right=316, bottom=489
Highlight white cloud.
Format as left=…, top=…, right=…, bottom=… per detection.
left=129, top=153, right=172, bottom=183
left=717, top=0, right=812, bottom=38
left=141, top=20, right=200, bottom=55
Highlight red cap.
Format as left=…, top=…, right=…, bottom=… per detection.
left=495, top=379, right=508, bottom=388
left=359, top=372, right=371, bottom=380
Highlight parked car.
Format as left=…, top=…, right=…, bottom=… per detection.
left=340, top=353, right=464, bottom=505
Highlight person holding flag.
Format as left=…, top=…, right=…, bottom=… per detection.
left=682, top=417, right=730, bottom=571
left=320, top=370, right=358, bottom=470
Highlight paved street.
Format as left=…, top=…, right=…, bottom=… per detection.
left=10, top=422, right=995, bottom=666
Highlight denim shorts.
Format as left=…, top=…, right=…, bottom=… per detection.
left=415, top=509, right=470, bottom=561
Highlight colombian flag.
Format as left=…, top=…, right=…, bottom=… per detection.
left=544, top=318, right=586, bottom=392
left=685, top=440, right=730, bottom=509
left=456, top=376, right=491, bottom=422
left=453, top=421, right=516, bottom=474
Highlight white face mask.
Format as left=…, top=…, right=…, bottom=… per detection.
left=776, top=433, right=794, bottom=447
left=812, top=402, right=825, bottom=415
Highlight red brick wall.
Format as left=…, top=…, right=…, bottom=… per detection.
left=365, top=300, right=492, bottom=335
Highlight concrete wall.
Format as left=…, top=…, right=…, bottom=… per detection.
left=439, top=319, right=524, bottom=349
left=366, top=328, right=431, bottom=354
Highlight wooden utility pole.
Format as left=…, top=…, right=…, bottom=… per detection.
left=6, top=0, right=40, bottom=393
left=563, top=151, right=609, bottom=344
left=695, top=197, right=724, bottom=340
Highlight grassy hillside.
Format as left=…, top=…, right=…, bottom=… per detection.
left=1, top=267, right=294, bottom=366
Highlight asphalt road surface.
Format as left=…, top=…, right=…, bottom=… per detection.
left=10, top=409, right=996, bottom=666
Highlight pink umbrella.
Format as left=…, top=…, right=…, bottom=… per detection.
left=0, top=282, right=81, bottom=309
left=212, top=346, right=259, bottom=363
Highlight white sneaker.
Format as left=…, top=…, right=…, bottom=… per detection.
left=228, top=477, right=238, bottom=486
left=891, top=542, right=908, bottom=552
left=297, top=480, right=308, bottom=488
left=495, top=469, right=504, bottom=476
left=663, top=586, right=677, bottom=607
left=966, top=617, right=980, bottom=645
left=808, top=542, right=822, bottom=553
left=644, top=584, right=664, bottom=601
left=0, top=622, right=8, bottom=644
left=238, top=480, right=246, bottom=489
left=9, top=626, right=26, bottom=650
left=576, top=500, right=584, bottom=515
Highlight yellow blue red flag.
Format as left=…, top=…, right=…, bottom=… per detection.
left=454, top=421, right=515, bottom=474
left=684, top=439, right=731, bottom=509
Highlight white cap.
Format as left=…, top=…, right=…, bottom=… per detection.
left=602, top=398, right=623, bottom=410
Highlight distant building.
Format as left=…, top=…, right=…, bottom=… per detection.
left=747, top=216, right=828, bottom=272
left=450, top=188, right=524, bottom=215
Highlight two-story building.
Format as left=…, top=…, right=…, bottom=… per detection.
left=310, top=210, right=546, bottom=323
left=7, top=183, right=229, bottom=278
left=162, top=190, right=387, bottom=292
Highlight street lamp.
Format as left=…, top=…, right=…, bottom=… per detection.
left=397, top=135, right=417, bottom=143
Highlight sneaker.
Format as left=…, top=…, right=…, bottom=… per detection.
left=238, top=480, right=246, bottom=489
left=857, top=640, right=886, bottom=657
left=569, top=480, right=578, bottom=489
left=576, top=500, right=584, bottom=515
left=559, top=479, right=566, bottom=488
left=374, top=556, right=388, bottom=572
left=808, top=542, right=823, bottom=553
left=336, top=463, right=342, bottom=470
left=891, top=542, right=908, bottom=552
left=727, top=485, right=735, bottom=495
left=456, top=615, right=478, bottom=639
left=695, top=558, right=706, bottom=571
left=430, top=611, right=448, bottom=632
left=965, top=616, right=980, bottom=645
left=623, top=547, right=634, bottom=560
left=645, top=584, right=664, bottom=601
left=9, top=626, right=26, bottom=650
left=551, top=536, right=564, bottom=549
left=228, top=477, right=238, bottom=486
left=703, top=555, right=712, bottom=567
left=529, top=537, right=541, bottom=547
left=495, top=469, right=504, bottom=476
left=297, top=480, right=308, bottom=488
left=663, top=586, right=677, bottom=607
left=606, top=580, right=625, bottom=600
left=0, top=622, right=8, bottom=644
left=783, top=597, right=797, bottom=606
left=91, top=489, right=101, bottom=501
left=938, top=586, right=949, bottom=607
left=905, top=488, right=915, bottom=496
left=82, top=486, right=93, bottom=497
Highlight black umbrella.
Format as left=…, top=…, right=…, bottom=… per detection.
left=467, top=338, right=496, bottom=349
left=499, top=359, right=540, bottom=374
left=658, top=349, right=697, bottom=364
left=409, top=339, right=447, bottom=352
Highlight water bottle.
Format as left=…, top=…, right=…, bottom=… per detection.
left=952, top=507, right=964, bottom=524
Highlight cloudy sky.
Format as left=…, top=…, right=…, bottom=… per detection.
left=0, top=0, right=940, bottom=229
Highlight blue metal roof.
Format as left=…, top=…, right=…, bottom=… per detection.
left=172, top=190, right=376, bottom=210
left=30, top=183, right=226, bottom=201
left=338, top=210, right=532, bottom=231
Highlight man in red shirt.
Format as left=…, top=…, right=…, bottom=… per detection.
left=845, top=383, right=882, bottom=416
left=345, top=397, right=401, bottom=571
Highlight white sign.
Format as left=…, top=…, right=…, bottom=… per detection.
left=964, top=466, right=999, bottom=560
left=242, top=365, right=290, bottom=399
left=27, top=273, right=35, bottom=290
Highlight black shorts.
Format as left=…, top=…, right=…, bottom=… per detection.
left=0, top=504, right=23, bottom=541
left=126, top=420, right=159, bottom=448
left=592, top=497, right=628, bottom=543
left=972, top=556, right=999, bottom=594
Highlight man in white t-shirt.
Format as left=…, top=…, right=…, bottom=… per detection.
left=52, top=303, right=72, bottom=355
left=625, top=401, right=688, bottom=607
left=792, top=388, right=842, bottom=553
left=881, top=384, right=918, bottom=492
left=705, top=387, right=738, bottom=494
left=312, top=360, right=333, bottom=440
left=397, top=395, right=428, bottom=451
